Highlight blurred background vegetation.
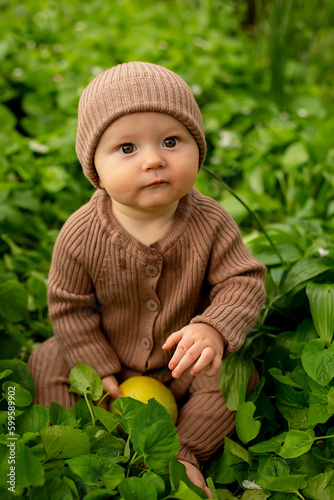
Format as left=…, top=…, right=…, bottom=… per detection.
left=0, top=0, right=334, bottom=386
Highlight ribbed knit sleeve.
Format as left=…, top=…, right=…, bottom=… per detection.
left=47, top=195, right=122, bottom=379
left=189, top=191, right=266, bottom=357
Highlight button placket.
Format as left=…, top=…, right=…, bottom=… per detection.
left=145, top=265, right=159, bottom=277
left=146, top=299, right=159, bottom=312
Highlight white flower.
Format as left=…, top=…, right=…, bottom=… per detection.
left=318, top=247, right=329, bottom=258
left=28, top=141, right=49, bottom=154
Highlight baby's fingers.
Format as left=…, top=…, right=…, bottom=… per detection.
left=162, top=330, right=183, bottom=350
left=189, top=346, right=215, bottom=376
left=203, top=354, right=222, bottom=377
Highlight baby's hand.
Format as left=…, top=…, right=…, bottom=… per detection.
left=162, top=323, right=225, bottom=379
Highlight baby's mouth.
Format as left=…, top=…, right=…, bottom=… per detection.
left=147, top=180, right=168, bottom=186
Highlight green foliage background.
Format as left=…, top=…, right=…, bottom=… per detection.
left=1, top=0, right=334, bottom=498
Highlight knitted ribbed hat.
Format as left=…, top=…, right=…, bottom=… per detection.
left=76, top=61, right=206, bottom=188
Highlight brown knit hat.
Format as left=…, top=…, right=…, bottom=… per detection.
left=75, top=61, right=206, bottom=188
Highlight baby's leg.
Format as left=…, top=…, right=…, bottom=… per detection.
left=176, top=371, right=236, bottom=467
left=28, top=336, right=77, bottom=409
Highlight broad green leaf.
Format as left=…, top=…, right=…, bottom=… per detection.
left=0, top=279, right=28, bottom=322
left=281, top=142, right=309, bottom=170
left=306, top=283, right=334, bottom=344
left=249, top=433, right=287, bottom=454
left=275, top=385, right=308, bottom=428
left=215, top=490, right=236, bottom=499
left=41, top=425, right=91, bottom=460
left=29, top=477, right=73, bottom=500
left=41, top=165, right=70, bottom=193
left=49, top=402, right=78, bottom=427
left=301, top=338, right=334, bottom=386
left=0, top=329, right=27, bottom=359
left=111, top=396, right=145, bottom=433
left=236, top=402, right=261, bottom=443
left=257, top=475, right=307, bottom=494
left=137, top=420, right=180, bottom=471
left=0, top=440, right=45, bottom=494
left=131, top=398, right=171, bottom=451
left=27, top=276, right=48, bottom=311
left=68, top=362, right=103, bottom=400
left=90, top=429, right=124, bottom=454
left=2, top=381, right=33, bottom=407
left=242, top=491, right=270, bottom=500
left=308, top=392, right=334, bottom=426
left=0, top=360, right=35, bottom=398
left=302, top=469, right=334, bottom=500
left=118, top=476, right=158, bottom=500
left=15, top=405, right=49, bottom=434
left=281, top=258, right=330, bottom=295
left=220, top=338, right=254, bottom=411
left=170, top=480, right=204, bottom=499
left=225, top=436, right=252, bottom=465
left=268, top=367, right=303, bottom=389
left=142, top=471, right=166, bottom=497
left=100, top=463, right=126, bottom=490
left=93, top=405, right=118, bottom=433
left=256, top=454, right=290, bottom=478
left=280, top=429, right=315, bottom=459
left=66, top=454, right=122, bottom=487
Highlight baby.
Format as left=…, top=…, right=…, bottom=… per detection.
left=28, top=62, right=266, bottom=496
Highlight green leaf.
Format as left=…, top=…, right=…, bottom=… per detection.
left=0, top=279, right=28, bottom=322
left=111, top=396, right=145, bottom=433
left=225, top=436, right=252, bottom=465
left=0, top=441, right=45, bottom=494
left=41, top=165, right=70, bottom=193
left=275, top=385, right=308, bottom=429
left=2, top=381, right=33, bottom=407
left=29, top=477, right=73, bottom=500
left=301, top=338, right=334, bottom=386
left=302, top=469, right=334, bottom=500
left=137, top=420, right=180, bottom=471
left=306, top=283, right=334, bottom=344
left=131, top=398, right=172, bottom=452
left=15, top=405, right=49, bottom=434
left=235, top=402, right=261, bottom=443
left=169, top=459, right=207, bottom=499
left=220, top=338, right=254, bottom=411
left=170, top=480, right=204, bottom=499
left=256, top=454, right=290, bottom=478
left=142, top=471, right=166, bottom=497
left=281, top=258, right=330, bottom=295
left=100, top=463, right=126, bottom=490
left=66, top=454, right=123, bottom=487
left=268, top=367, right=303, bottom=389
left=249, top=433, right=287, bottom=454
left=242, top=491, right=270, bottom=500
left=68, top=362, right=103, bottom=400
left=49, top=402, right=78, bottom=427
left=257, top=475, right=307, bottom=494
left=118, top=476, right=158, bottom=500
left=280, top=429, right=315, bottom=459
left=41, top=425, right=91, bottom=460
left=0, top=360, right=35, bottom=399
left=27, top=276, right=48, bottom=311
left=0, top=329, right=27, bottom=359
left=281, top=142, right=309, bottom=170
left=93, top=405, right=118, bottom=433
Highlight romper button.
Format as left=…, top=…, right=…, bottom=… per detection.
left=141, top=337, right=152, bottom=350
left=146, top=299, right=159, bottom=312
left=145, top=265, right=159, bottom=277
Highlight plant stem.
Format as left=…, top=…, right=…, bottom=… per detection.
left=97, top=392, right=111, bottom=407
left=202, top=167, right=286, bottom=266
left=84, top=393, right=95, bottom=425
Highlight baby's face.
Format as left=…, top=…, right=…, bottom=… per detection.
left=93, top=112, right=199, bottom=214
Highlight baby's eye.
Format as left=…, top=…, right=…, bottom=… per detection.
left=119, top=143, right=136, bottom=154
left=163, top=137, right=178, bottom=148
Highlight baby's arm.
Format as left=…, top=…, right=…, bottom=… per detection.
left=162, top=323, right=225, bottom=379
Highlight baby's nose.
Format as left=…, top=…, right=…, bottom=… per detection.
left=142, top=149, right=167, bottom=170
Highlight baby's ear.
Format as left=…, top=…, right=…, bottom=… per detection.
left=98, top=178, right=105, bottom=189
